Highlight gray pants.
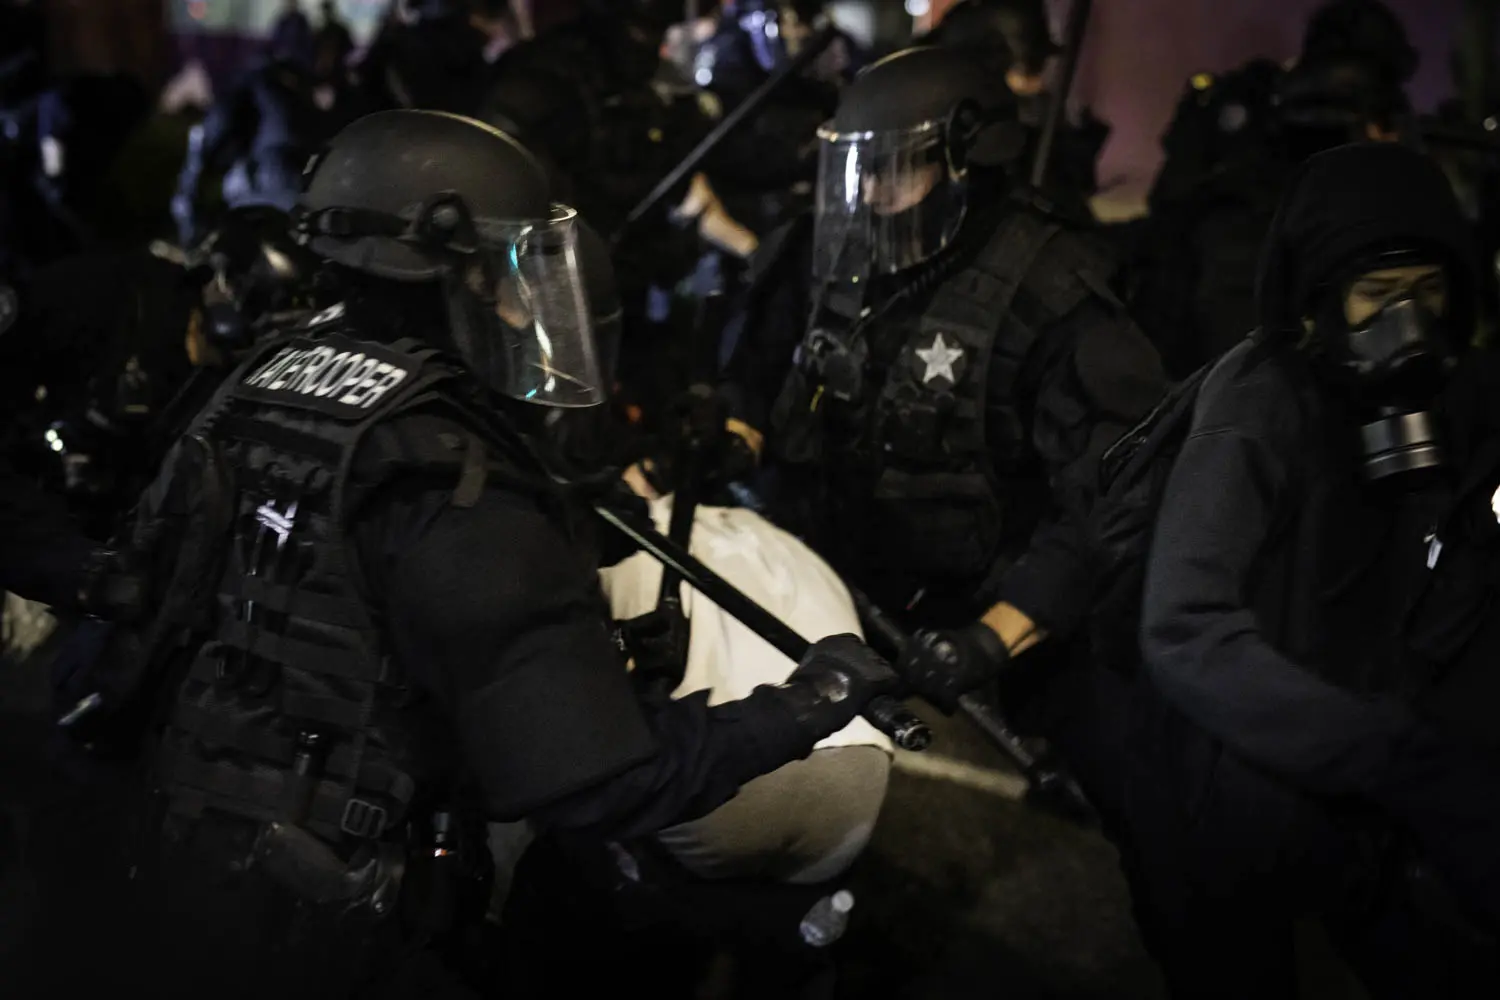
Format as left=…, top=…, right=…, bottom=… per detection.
left=487, top=746, right=890, bottom=919
left=657, top=745, right=891, bottom=885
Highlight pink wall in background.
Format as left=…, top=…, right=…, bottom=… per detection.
left=1064, top=0, right=1465, bottom=205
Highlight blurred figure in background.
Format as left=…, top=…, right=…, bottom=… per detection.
left=1126, top=0, right=1419, bottom=377
left=172, top=3, right=368, bottom=247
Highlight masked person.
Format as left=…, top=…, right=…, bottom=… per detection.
left=924, top=0, right=1108, bottom=217
left=91, top=110, right=904, bottom=1000
left=1134, top=142, right=1500, bottom=999
left=1129, top=0, right=1418, bottom=377
left=724, top=47, right=1166, bottom=826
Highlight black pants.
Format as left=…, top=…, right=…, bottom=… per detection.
left=115, top=815, right=481, bottom=1000
left=1117, top=679, right=1500, bottom=999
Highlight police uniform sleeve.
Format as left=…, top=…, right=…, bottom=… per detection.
left=361, top=484, right=812, bottom=833
left=995, top=299, right=1165, bottom=635
left=1139, top=362, right=1420, bottom=797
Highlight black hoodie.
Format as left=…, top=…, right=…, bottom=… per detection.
left=1140, top=142, right=1500, bottom=922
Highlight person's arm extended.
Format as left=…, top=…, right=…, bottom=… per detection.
left=1141, top=423, right=1414, bottom=795
left=366, top=485, right=862, bottom=839
left=990, top=304, right=1167, bottom=651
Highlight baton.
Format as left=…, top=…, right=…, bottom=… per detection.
left=1030, top=0, right=1093, bottom=189
left=595, top=504, right=932, bottom=752
left=845, top=584, right=1094, bottom=824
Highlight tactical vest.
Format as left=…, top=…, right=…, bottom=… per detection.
left=785, top=196, right=1115, bottom=584
left=154, top=310, right=525, bottom=849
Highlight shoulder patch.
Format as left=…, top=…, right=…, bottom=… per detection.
left=236, top=333, right=418, bottom=420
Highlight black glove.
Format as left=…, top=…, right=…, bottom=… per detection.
left=75, top=547, right=145, bottom=622
left=767, top=633, right=904, bottom=744
left=900, top=621, right=1010, bottom=715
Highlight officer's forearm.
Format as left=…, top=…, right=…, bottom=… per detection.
left=981, top=601, right=1047, bottom=657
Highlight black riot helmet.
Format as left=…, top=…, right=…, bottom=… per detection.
left=813, top=45, right=1018, bottom=283
left=295, top=110, right=604, bottom=407
left=189, top=205, right=320, bottom=347
left=1301, top=0, right=1418, bottom=88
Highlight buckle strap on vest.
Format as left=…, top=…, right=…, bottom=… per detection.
left=218, top=619, right=377, bottom=681
left=170, top=703, right=415, bottom=804
left=230, top=576, right=370, bottom=630
left=161, top=750, right=409, bottom=840
left=216, top=412, right=351, bottom=467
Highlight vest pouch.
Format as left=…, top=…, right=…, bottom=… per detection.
left=253, top=819, right=404, bottom=915
left=870, top=469, right=1002, bottom=582
left=769, top=366, right=825, bottom=465
left=879, top=387, right=947, bottom=462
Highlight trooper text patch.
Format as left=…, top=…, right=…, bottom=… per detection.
left=238, top=336, right=415, bottom=419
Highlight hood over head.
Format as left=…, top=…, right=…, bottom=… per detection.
left=1255, top=142, right=1478, bottom=340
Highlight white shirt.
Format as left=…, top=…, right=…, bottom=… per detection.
left=599, top=498, right=893, bottom=754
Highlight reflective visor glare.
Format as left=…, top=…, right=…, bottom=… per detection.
left=496, top=208, right=604, bottom=408
left=813, top=122, right=964, bottom=282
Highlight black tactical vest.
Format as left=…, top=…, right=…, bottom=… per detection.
left=783, top=195, right=1114, bottom=584
left=153, top=309, right=520, bottom=849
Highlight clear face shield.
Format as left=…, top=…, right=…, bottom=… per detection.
left=812, top=120, right=968, bottom=285
left=448, top=205, right=606, bottom=408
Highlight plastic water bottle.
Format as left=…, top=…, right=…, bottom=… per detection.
left=799, top=889, right=855, bottom=948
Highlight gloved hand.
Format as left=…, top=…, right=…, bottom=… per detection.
left=900, top=621, right=1010, bottom=714
left=767, top=633, right=904, bottom=743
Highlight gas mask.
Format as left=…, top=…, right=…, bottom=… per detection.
left=1330, top=296, right=1459, bottom=483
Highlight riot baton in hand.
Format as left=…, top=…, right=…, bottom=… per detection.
left=1030, top=0, right=1094, bottom=190
left=618, top=21, right=840, bottom=237
left=595, top=504, right=933, bottom=752
left=845, top=583, right=1095, bottom=823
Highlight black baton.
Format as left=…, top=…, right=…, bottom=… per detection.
left=595, top=504, right=932, bottom=752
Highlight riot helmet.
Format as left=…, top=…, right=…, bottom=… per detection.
left=813, top=46, right=1017, bottom=283
left=295, top=110, right=603, bottom=407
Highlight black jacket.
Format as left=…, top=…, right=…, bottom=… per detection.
left=1140, top=143, right=1500, bottom=924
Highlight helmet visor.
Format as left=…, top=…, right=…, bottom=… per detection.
left=812, top=120, right=967, bottom=284
left=466, top=205, right=605, bottom=408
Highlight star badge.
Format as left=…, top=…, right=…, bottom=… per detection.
left=915, top=332, right=965, bottom=386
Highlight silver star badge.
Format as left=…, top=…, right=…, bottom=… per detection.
left=915, top=333, right=964, bottom=385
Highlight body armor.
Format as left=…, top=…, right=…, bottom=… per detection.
left=776, top=195, right=1108, bottom=586
left=153, top=310, right=532, bottom=874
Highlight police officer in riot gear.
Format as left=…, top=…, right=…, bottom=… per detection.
left=725, top=48, right=1165, bottom=820
left=109, top=110, right=904, bottom=999
left=1134, top=141, right=1500, bottom=999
